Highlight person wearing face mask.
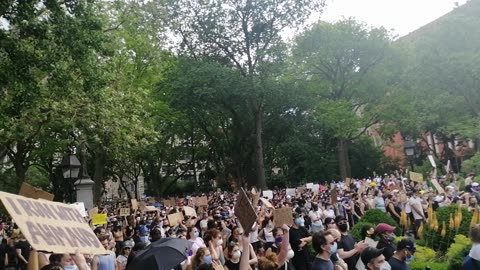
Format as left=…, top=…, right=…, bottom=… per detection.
left=388, top=239, right=416, bottom=270
left=374, top=224, right=396, bottom=261
left=311, top=231, right=338, bottom=270
left=309, top=204, right=324, bottom=233
left=224, top=244, right=242, bottom=270
left=326, top=229, right=347, bottom=270
left=360, top=247, right=391, bottom=270
left=289, top=212, right=312, bottom=270
left=189, top=227, right=206, bottom=255
left=335, top=216, right=368, bottom=270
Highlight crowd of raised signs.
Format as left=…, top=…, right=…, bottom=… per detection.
left=1, top=171, right=480, bottom=270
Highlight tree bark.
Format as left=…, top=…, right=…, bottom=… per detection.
left=338, top=138, right=351, bottom=180
left=255, top=105, right=267, bottom=189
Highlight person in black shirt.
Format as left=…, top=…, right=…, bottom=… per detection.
left=388, top=239, right=416, bottom=270
left=311, top=231, right=335, bottom=270
left=289, top=212, right=312, bottom=270
left=335, top=216, right=368, bottom=270
left=360, top=247, right=390, bottom=270
left=374, top=223, right=396, bottom=261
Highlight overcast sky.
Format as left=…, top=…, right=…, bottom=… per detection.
left=320, top=0, right=468, bottom=37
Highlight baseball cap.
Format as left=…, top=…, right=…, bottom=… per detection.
left=123, top=240, right=134, bottom=249
left=335, top=215, right=347, bottom=224
left=397, top=239, right=416, bottom=253
left=374, top=223, right=396, bottom=235
left=361, top=247, right=384, bottom=266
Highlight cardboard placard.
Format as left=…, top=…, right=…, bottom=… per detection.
left=196, top=196, right=208, bottom=206
left=73, top=202, right=87, bottom=217
left=346, top=178, right=352, bottom=190
left=234, top=188, right=257, bottom=233
left=131, top=199, right=138, bottom=210
left=119, top=208, right=130, bottom=217
left=92, top=214, right=107, bottom=225
left=409, top=172, right=424, bottom=182
left=296, top=187, right=306, bottom=194
left=274, top=207, right=293, bottom=227
left=138, top=202, right=147, bottom=212
left=88, top=207, right=98, bottom=219
left=19, top=183, right=54, bottom=201
left=144, top=206, right=158, bottom=212
left=431, top=178, right=445, bottom=194
left=286, top=188, right=296, bottom=196
left=0, top=191, right=106, bottom=254
left=183, top=206, right=197, bottom=217
left=164, top=199, right=175, bottom=207
left=259, top=198, right=274, bottom=209
left=167, top=212, right=184, bottom=227
left=331, top=187, right=338, bottom=205
left=262, top=190, right=273, bottom=199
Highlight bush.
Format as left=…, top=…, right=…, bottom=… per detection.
left=423, top=205, right=472, bottom=252
left=446, top=234, right=471, bottom=270
left=359, top=209, right=401, bottom=235
left=351, top=222, right=374, bottom=242
left=409, top=261, right=448, bottom=270
left=414, top=245, right=437, bottom=263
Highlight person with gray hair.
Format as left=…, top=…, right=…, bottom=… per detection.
left=463, top=224, right=480, bottom=269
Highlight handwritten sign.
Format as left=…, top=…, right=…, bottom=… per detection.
left=0, top=192, right=105, bottom=254
left=19, top=183, right=54, bottom=201
left=409, top=172, right=424, bottom=182
left=167, top=212, right=184, bottom=227
left=286, top=188, right=296, bottom=196
left=296, top=187, right=306, bottom=194
left=164, top=199, right=175, bottom=207
left=262, top=190, right=273, bottom=199
left=306, top=183, right=314, bottom=189
left=183, top=206, right=197, bottom=217
left=259, top=198, right=274, bottom=209
left=131, top=199, right=138, bottom=210
left=144, top=206, right=158, bottom=212
left=234, top=188, right=257, bottom=233
left=92, top=214, right=107, bottom=225
left=431, top=178, right=445, bottom=194
left=274, top=207, right=293, bottom=228
left=196, top=196, right=208, bottom=206
left=119, top=208, right=130, bottom=217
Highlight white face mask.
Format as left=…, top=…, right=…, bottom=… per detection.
left=217, top=239, right=224, bottom=246
left=232, top=250, right=241, bottom=259
left=379, top=262, right=391, bottom=270
left=287, top=249, right=295, bottom=259
left=63, top=265, right=78, bottom=270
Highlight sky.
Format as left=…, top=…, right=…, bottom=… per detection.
left=320, top=0, right=469, bottom=37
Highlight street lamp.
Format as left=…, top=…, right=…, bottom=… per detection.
left=404, top=140, right=416, bottom=171
left=61, top=153, right=81, bottom=202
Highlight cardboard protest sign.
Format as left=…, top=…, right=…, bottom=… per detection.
left=167, top=212, right=184, bottom=227
left=274, top=207, right=293, bottom=227
left=331, top=187, right=338, bottom=205
left=346, top=178, right=352, bottom=190
left=409, top=172, right=424, bottom=182
left=19, top=183, right=54, bottom=201
left=119, top=208, right=130, bottom=217
left=428, top=155, right=436, bottom=168
left=259, top=198, right=274, bottom=209
left=92, top=214, right=107, bottom=225
left=234, top=188, right=257, bottom=233
left=196, top=196, right=208, bottom=206
left=286, top=188, right=296, bottom=196
left=431, top=178, right=445, bottom=194
left=131, top=199, right=138, bottom=210
left=0, top=192, right=105, bottom=254
left=138, top=202, right=147, bottom=212
left=88, top=207, right=98, bottom=219
left=164, top=199, right=175, bottom=207
left=262, top=190, right=273, bottom=200
left=183, top=206, right=197, bottom=217
left=72, top=202, right=87, bottom=217
left=144, top=206, right=158, bottom=212
left=312, top=184, right=320, bottom=194
left=296, top=187, right=306, bottom=194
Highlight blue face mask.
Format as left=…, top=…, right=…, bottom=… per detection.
left=63, top=266, right=77, bottom=270
left=295, top=218, right=305, bottom=227
left=193, top=231, right=199, bottom=238
left=329, top=242, right=338, bottom=255
left=405, top=255, right=414, bottom=263
left=203, top=255, right=213, bottom=265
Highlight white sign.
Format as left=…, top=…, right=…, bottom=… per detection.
left=262, top=190, right=273, bottom=199
left=306, top=183, right=314, bottom=189
left=73, top=202, right=87, bottom=217
left=286, top=188, right=296, bottom=196
left=428, top=155, right=436, bottom=168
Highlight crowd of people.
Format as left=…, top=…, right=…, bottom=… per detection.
left=0, top=171, right=479, bottom=270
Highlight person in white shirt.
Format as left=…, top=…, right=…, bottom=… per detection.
left=408, top=190, right=425, bottom=239
left=309, top=203, right=324, bottom=233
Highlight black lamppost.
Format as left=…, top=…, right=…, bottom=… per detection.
left=61, top=153, right=81, bottom=203
left=404, top=140, right=416, bottom=171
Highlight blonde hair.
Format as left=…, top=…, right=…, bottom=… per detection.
left=326, top=228, right=341, bottom=241
left=258, top=250, right=278, bottom=270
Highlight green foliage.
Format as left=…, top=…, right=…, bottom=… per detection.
left=408, top=262, right=448, bottom=270
left=446, top=234, right=471, bottom=270
left=461, top=153, right=480, bottom=176
left=423, top=205, right=472, bottom=252
left=359, top=209, right=401, bottom=235
left=350, top=222, right=374, bottom=242
left=414, top=246, right=437, bottom=263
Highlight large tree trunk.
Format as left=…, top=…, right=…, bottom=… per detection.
left=93, top=149, right=106, bottom=202
left=338, top=138, right=351, bottom=180
left=255, top=105, right=267, bottom=189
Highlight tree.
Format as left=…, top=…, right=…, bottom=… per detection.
left=161, top=0, right=326, bottom=188
left=291, top=18, right=394, bottom=179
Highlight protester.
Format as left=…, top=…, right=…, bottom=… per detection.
left=388, top=239, right=416, bottom=270
left=375, top=223, right=396, bottom=261
left=289, top=212, right=312, bottom=270
left=311, top=231, right=336, bottom=270
left=463, top=224, right=480, bottom=269
left=360, top=247, right=390, bottom=270
left=335, top=216, right=368, bottom=270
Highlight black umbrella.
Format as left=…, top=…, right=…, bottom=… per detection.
left=128, top=238, right=193, bottom=270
